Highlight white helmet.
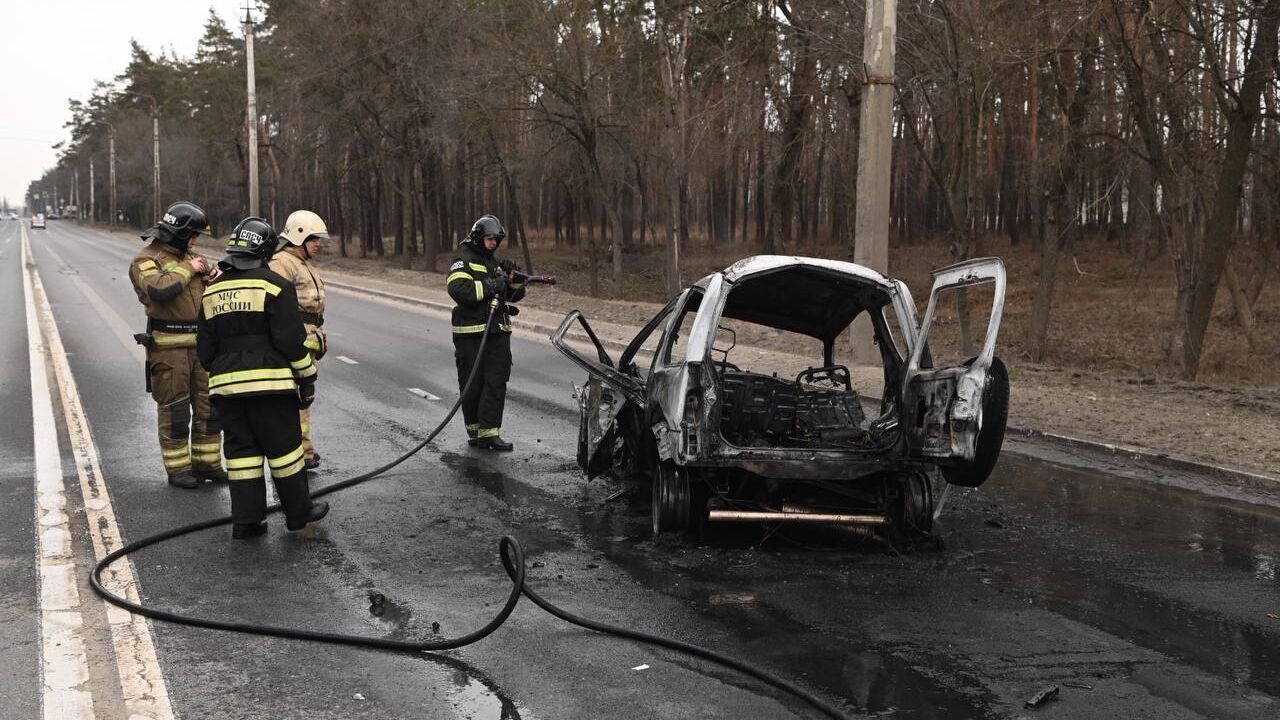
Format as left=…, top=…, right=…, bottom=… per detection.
left=281, top=210, right=330, bottom=247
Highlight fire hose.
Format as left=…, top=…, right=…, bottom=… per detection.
left=89, top=293, right=853, bottom=720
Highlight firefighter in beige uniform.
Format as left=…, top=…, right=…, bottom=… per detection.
left=269, top=210, right=329, bottom=470
left=128, top=201, right=227, bottom=488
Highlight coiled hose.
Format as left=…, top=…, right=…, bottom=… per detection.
left=89, top=302, right=853, bottom=720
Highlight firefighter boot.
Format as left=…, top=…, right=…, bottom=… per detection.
left=193, top=467, right=229, bottom=483
left=168, top=470, right=201, bottom=489
left=274, top=472, right=329, bottom=531
left=229, top=477, right=268, bottom=539
left=476, top=436, right=514, bottom=451
left=304, top=452, right=322, bottom=471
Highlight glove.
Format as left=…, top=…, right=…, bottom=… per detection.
left=483, top=276, right=509, bottom=300
left=298, top=381, right=316, bottom=409
left=498, top=258, right=517, bottom=276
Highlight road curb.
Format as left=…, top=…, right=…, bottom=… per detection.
left=329, top=275, right=1276, bottom=488
left=1008, top=426, right=1278, bottom=487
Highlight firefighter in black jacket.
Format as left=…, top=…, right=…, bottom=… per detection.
left=446, top=215, right=526, bottom=451
left=197, top=217, right=328, bottom=539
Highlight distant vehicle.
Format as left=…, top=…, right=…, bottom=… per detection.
left=46, top=212, right=62, bottom=219
left=0, top=212, right=17, bottom=220
left=31, top=213, right=46, bottom=229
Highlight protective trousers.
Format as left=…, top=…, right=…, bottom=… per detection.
left=212, top=394, right=313, bottom=527
left=454, top=332, right=512, bottom=438
left=147, top=346, right=221, bottom=478
left=298, top=349, right=319, bottom=461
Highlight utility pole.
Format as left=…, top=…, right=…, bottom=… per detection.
left=152, top=109, right=161, bottom=221
left=851, top=0, right=896, bottom=364
left=243, top=1, right=260, bottom=216
left=89, top=157, right=95, bottom=222
left=73, top=167, right=79, bottom=216
left=109, top=127, right=117, bottom=225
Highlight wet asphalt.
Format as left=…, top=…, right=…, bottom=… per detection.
left=2, top=219, right=1277, bottom=719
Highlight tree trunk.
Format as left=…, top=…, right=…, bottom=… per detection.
left=1027, top=194, right=1063, bottom=362
left=1167, top=0, right=1279, bottom=378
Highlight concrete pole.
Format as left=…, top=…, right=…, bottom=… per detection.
left=152, top=112, right=161, bottom=220
left=73, top=168, right=79, bottom=216
left=851, top=0, right=897, bottom=365
left=244, top=9, right=260, bottom=216
left=109, top=129, right=117, bottom=226
left=89, top=158, right=95, bottom=222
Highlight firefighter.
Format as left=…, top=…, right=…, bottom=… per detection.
left=128, top=200, right=226, bottom=488
left=197, top=217, right=328, bottom=539
left=269, top=210, right=329, bottom=470
left=446, top=214, right=525, bottom=451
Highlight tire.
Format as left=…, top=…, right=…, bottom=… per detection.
left=651, top=461, right=689, bottom=536
left=943, top=356, right=1009, bottom=488
left=884, top=471, right=934, bottom=541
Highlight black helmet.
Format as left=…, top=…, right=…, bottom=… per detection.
left=141, top=200, right=209, bottom=252
left=465, top=214, right=506, bottom=248
left=223, top=217, right=278, bottom=270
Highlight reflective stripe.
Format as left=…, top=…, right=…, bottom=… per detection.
left=161, top=446, right=190, bottom=458
left=139, top=268, right=159, bottom=278
left=226, top=455, right=265, bottom=469
left=465, top=424, right=479, bottom=431
left=304, top=338, right=322, bottom=352
left=452, top=324, right=487, bottom=334
left=477, top=427, right=501, bottom=438
left=289, top=354, right=315, bottom=372
left=203, top=278, right=282, bottom=296
left=152, top=332, right=197, bottom=348
left=474, top=281, right=484, bottom=302
left=168, top=264, right=193, bottom=281
left=446, top=271, right=472, bottom=285
left=498, top=324, right=512, bottom=332
left=300, top=421, right=311, bottom=433
left=210, top=367, right=295, bottom=387
left=191, top=442, right=221, bottom=452
left=162, top=457, right=191, bottom=469
left=210, top=379, right=297, bottom=396
left=228, top=467, right=265, bottom=481
left=272, top=458, right=306, bottom=477
left=268, top=445, right=305, bottom=470
left=468, top=262, right=489, bottom=273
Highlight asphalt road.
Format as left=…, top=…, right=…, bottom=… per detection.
left=3, top=218, right=1278, bottom=720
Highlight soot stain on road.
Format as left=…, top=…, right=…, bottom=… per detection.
left=440, top=450, right=1002, bottom=717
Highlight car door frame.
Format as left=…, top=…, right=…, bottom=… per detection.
left=901, top=257, right=1007, bottom=460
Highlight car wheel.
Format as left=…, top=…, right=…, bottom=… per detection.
left=652, top=461, right=691, bottom=536
left=884, top=471, right=934, bottom=540
left=943, top=356, right=1009, bottom=488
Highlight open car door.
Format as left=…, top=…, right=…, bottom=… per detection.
left=902, top=258, right=1009, bottom=487
left=551, top=310, right=647, bottom=479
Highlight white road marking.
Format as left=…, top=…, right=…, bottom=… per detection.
left=24, top=226, right=176, bottom=720
left=24, top=224, right=96, bottom=720
left=409, top=387, right=441, bottom=401
left=337, top=355, right=359, bottom=364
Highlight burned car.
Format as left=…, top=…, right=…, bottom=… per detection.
left=551, top=255, right=1008, bottom=539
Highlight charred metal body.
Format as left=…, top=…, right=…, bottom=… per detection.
left=552, top=255, right=1009, bottom=540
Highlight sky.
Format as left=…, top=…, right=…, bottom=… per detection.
left=0, top=1, right=242, bottom=207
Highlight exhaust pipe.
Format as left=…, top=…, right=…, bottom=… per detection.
left=708, top=510, right=887, bottom=525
